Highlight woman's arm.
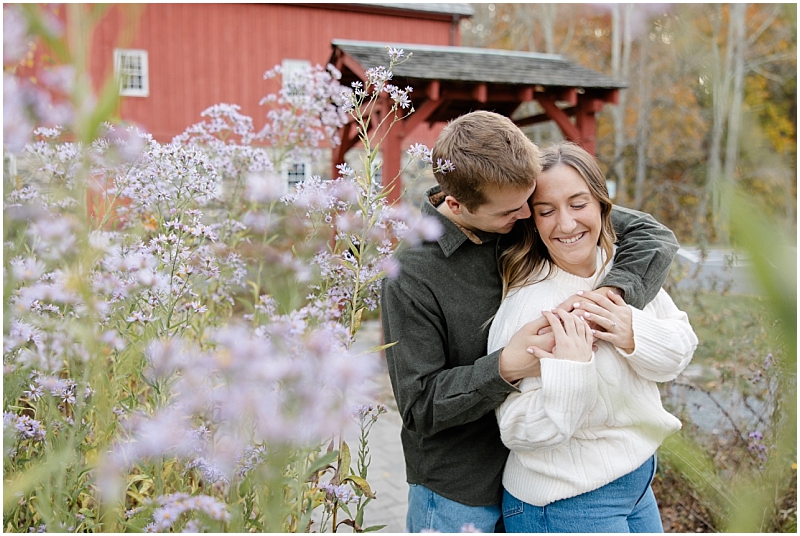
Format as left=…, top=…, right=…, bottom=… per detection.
left=575, top=289, right=698, bottom=383
left=496, top=309, right=598, bottom=453
left=615, top=289, right=698, bottom=382
left=497, top=357, right=598, bottom=453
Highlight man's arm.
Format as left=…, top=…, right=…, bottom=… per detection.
left=601, top=205, right=679, bottom=309
left=380, top=278, right=545, bottom=438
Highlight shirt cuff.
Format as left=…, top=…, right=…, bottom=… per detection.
left=478, top=348, right=522, bottom=398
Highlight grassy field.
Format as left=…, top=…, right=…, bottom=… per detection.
left=654, top=287, right=795, bottom=532
left=670, top=290, right=780, bottom=391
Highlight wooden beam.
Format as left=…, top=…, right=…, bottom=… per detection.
left=514, top=106, right=578, bottom=127
left=583, top=98, right=605, bottom=113
left=605, top=88, right=620, bottom=105
left=331, top=120, right=358, bottom=179
left=375, top=95, right=403, bottom=204
left=544, top=87, right=578, bottom=106
left=439, top=85, right=531, bottom=103
left=437, top=88, right=478, bottom=101
left=425, top=80, right=440, bottom=100
left=362, top=97, right=389, bottom=142
left=330, top=48, right=345, bottom=73
left=575, top=97, right=598, bottom=155
left=339, top=52, right=368, bottom=82
left=536, top=97, right=580, bottom=141
left=403, top=97, right=446, bottom=135
left=382, top=129, right=403, bottom=204
left=340, top=121, right=361, bottom=154
left=472, top=83, right=487, bottom=103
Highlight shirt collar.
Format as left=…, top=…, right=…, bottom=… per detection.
left=422, top=185, right=496, bottom=257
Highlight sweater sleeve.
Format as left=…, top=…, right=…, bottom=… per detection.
left=496, top=357, right=598, bottom=453
left=616, top=289, right=698, bottom=382
left=381, top=277, right=517, bottom=438
left=602, top=206, right=679, bottom=310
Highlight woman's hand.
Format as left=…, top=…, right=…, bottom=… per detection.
left=573, top=289, right=635, bottom=353
left=528, top=308, right=593, bottom=363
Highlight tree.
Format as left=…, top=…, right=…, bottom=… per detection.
left=610, top=4, right=633, bottom=205
left=461, top=3, right=795, bottom=244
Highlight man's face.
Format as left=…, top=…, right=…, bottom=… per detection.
left=456, top=184, right=535, bottom=234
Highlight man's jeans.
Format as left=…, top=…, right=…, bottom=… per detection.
left=502, top=454, right=663, bottom=533
left=406, top=484, right=502, bottom=533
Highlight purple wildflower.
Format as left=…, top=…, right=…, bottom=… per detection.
left=320, top=482, right=356, bottom=504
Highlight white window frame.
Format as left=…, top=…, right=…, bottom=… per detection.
left=283, top=161, right=311, bottom=189
left=114, top=48, right=149, bottom=97
left=281, top=58, right=311, bottom=99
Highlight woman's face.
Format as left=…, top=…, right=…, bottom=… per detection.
left=531, top=164, right=602, bottom=278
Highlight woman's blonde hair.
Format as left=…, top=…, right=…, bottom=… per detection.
left=499, top=142, right=617, bottom=297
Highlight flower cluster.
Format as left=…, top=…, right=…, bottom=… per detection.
left=4, top=17, right=437, bottom=531
left=319, top=482, right=357, bottom=504
left=353, top=403, right=388, bottom=424
left=144, top=492, right=230, bottom=533
left=747, top=430, right=769, bottom=469
left=283, top=160, right=442, bottom=339
left=99, top=322, right=380, bottom=500
left=259, top=63, right=351, bottom=164
left=3, top=5, right=74, bottom=152
left=4, top=412, right=47, bottom=442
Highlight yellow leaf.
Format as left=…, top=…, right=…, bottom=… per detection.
left=352, top=308, right=364, bottom=333
left=343, top=475, right=376, bottom=499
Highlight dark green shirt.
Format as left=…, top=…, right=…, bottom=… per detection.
left=380, top=185, right=679, bottom=506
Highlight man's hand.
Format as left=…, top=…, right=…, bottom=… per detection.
left=499, top=316, right=553, bottom=383
left=572, top=289, right=635, bottom=353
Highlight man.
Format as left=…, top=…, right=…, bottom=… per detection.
left=380, top=111, right=678, bottom=532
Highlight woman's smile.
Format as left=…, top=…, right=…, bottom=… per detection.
left=555, top=231, right=587, bottom=245
left=533, top=164, right=602, bottom=278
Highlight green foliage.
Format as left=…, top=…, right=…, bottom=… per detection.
left=4, top=6, right=428, bottom=533
left=464, top=3, right=797, bottom=246
left=656, top=189, right=796, bottom=532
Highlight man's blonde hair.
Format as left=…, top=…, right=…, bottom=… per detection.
left=432, top=111, right=540, bottom=211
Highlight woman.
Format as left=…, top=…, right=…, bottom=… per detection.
left=487, top=142, right=697, bottom=533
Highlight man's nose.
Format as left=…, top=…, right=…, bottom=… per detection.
left=515, top=202, right=532, bottom=220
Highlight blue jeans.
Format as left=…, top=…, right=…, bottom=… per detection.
left=406, top=483, right=502, bottom=533
left=502, top=455, right=663, bottom=533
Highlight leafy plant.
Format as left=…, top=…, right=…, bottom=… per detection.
left=3, top=5, right=443, bottom=532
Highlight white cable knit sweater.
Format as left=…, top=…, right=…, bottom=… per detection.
left=488, top=248, right=698, bottom=507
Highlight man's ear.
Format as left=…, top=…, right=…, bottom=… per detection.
left=444, top=195, right=465, bottom=215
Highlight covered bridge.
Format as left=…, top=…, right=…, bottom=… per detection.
left=329, top=40, right=626, bottom=201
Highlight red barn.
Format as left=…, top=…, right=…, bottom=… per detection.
left=89, top=3, right=472, bottom=142
left=15, top=4, right=624, bottom=193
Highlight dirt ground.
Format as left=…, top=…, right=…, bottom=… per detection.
left=653, top=466, right=798, bottom=533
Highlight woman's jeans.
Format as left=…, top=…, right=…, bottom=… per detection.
left=406, top=483, right=502, bottom=533
left=502, top=455, right=663, bottom=533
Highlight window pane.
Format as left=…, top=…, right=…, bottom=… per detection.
left=287, top=163, right=306, bottom=186
left=116, top=50, right=148, bottom=95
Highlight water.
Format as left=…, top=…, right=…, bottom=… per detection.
left=662, top=365, right=772, bottom=437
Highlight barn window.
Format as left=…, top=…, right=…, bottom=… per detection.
left=284, top=161, right=310, bottom=188
left=114, top=49, right=149, bottom=97
left=281, top=59, right=311, bottom=98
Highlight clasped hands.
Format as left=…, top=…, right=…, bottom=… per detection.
left=499, top=287, right=634, bottom=383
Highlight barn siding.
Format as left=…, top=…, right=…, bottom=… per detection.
left=88, top=4, right=456, bottom=142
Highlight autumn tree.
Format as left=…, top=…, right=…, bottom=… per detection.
left=460, top=3, right=796, bottom=244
